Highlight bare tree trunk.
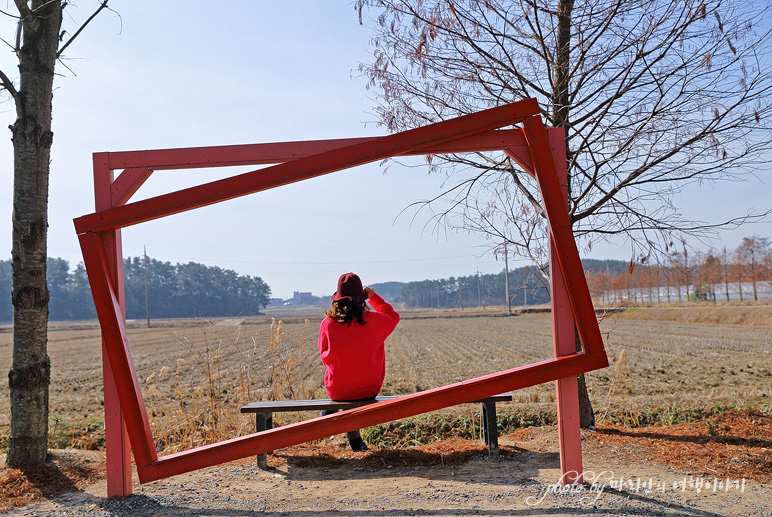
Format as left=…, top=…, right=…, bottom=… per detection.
left=7, top=1, right=62, bottom=468
left=577, top=373, right=594, bottom=427
left=553, top=0, right=574, bottom=182
left=555, top=0, right=594, bottom=428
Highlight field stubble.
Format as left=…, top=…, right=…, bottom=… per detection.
left=0, top=311, right=770, bottom=451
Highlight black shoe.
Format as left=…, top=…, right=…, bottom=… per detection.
left=349, top=437, right=369, bottom=452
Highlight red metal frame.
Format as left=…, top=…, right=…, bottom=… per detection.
left=74, top=98, right=608, bottom=495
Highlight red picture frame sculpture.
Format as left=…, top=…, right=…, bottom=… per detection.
left=74, top=98, right=609, bottom=496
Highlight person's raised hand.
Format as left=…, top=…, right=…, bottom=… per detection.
left=364, top=286, right=374, bottom=297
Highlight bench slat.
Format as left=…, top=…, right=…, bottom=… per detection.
left=240, top=393, right=512, bottom=414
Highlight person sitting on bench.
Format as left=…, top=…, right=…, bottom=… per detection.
left=318, top=273, right=400, bottom=451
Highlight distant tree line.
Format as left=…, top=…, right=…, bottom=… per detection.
left=586, top=236, right=772, bottom=303
left=0, top=257, right=271, bottom=323
left=368, top=281, right=404, bottom=302
left=396, top=259, right=627, bottom=309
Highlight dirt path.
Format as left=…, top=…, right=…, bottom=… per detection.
left=3, top=420, right=770, bottom=516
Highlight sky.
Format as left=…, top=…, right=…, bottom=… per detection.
left=1, top=1, right=770, bottom=300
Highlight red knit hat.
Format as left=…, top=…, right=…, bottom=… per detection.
left=331, top=273, right=367, bottom=302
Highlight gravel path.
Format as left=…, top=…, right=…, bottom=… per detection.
left=6, top=430, right=771, bottom=517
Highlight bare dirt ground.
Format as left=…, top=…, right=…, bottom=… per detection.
left=2, top=410, right=771, bottom=516
left=1, top=307, right=771, bottom=515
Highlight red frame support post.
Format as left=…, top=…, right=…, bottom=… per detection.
left=93, top=156, right=133, bottom=497
left=547, top=131, right=584, bottom=484
left=506, top=125, right=585, bottom=482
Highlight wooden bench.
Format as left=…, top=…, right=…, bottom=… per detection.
left=241, top=393, right=512, bottom=468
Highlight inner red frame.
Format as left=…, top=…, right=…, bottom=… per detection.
left=74, top=98, right=608, bottom=483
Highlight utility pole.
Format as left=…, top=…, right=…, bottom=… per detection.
left=144, top=246, right=150, bottom=328
left=477, top=268, right=481, bottom=307
left=504, top=244, right=511, bottom=315
left=481, top=273, right=486, bottom=310
left=524, top=266, right=529, bottom=310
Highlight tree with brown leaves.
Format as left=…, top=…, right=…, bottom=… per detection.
left=356, top=0, right=772, bottom=270
left=356, top=0, right=772, bottom=426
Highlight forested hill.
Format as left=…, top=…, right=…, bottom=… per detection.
left=581, top=258, right=630, bottom=275
left=0, top=257, right=271, bottom=323
left=386, top=259, right=628, bottom=309
left=369, top=281, right=404, bottom=301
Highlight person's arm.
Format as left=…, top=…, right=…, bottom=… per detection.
left=364, top=287, right=399, bottom=323
left=318, top=319, right=330, bottom=354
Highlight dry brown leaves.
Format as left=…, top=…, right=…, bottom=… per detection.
left=592, top=409, right=772, bottom=483
left=0, top=450, right=104, bottom=511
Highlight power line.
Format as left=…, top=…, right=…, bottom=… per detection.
left=144, top=253, right=483, bottom=266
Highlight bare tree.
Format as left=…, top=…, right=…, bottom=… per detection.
left=698, top=251, right=721, bottom=302
left=737, top=235, right=771, bottom=300
left=586, top=240, right=771, bottom=303
left=1, top=0, right=110, bottom=468
left=356, top=0, right=772, bottom=426
left=720, top=246, right=733, bottom=301
left=762, top=242, right=772, bottom=284
left=734, top=245, right=746, bottom=301
left=357, top=0, right=772, bottom=264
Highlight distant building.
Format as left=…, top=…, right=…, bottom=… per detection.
left=293, top=291, right=314, bottom=305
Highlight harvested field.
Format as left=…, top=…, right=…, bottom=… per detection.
left=1, top=308, right=772, bottom=515
left=615, top=303, right=772, bottom=327
left=1, top=308, right=770, bottom=450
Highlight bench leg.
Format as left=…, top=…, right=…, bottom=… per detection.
left=255, top=412, right=273, bottom=468
left=481, top=402, right=499, bottom=459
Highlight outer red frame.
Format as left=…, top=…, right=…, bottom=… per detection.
left=74, top=99, right=608, bottom=495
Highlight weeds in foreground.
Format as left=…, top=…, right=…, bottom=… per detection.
left=597, top=400, right=770, bottom=428
left=27, top=399, right=767, bottom=453
left=44, top=415, right=104, bottom=451
left=362, top=400, right=772, bottom=449
left=263, top=318, right=316, bottom=402
left=362, top=407, right=558, bottom=449
left=598, top=348, right=640, bottom=425
left=144, top=318, right=318, bottom=453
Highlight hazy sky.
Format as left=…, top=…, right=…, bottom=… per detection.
left=1, top=1, right=770, bottom=299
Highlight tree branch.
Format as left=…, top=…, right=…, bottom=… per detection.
left=57, top=0, right=109, bottom=58
left=32, top=0, right=61, bottom=14
left=357, top=0, right=772, bottom=266
left=0, top=67, right=19, bottom=99
left=13, top=0, right=31, bottom=19
left=0, top=8, right=20, bottom=18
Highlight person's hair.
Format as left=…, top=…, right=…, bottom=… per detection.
left=325, top=298, right=368, bottom=326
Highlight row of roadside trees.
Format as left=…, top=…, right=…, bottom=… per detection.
left=587, top=236, right=772, bottom=304
left=399, top=259, right=628, bottom=309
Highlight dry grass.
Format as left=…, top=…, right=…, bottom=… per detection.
left=0, top=306, right=770, bottom=453
left=140, top=318, right=321, bottom=452
left=618, top=303, right=772, bottom=326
